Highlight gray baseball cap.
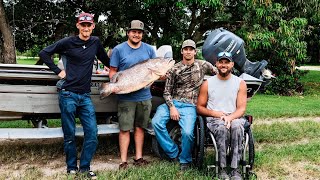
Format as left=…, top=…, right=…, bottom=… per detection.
left=128, top=20, right=144, bottom=31
left=181, top=39, right=196, bottom=49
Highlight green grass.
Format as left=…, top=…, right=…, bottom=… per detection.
left=246, top=70, right=320, bottom=119
left=0, top=119, right=66, bottom=128
left=254, top=140, right=320, bottom=178
left=17, top=58, right=59, bottom=65
left=97, top=162, right=211, bottom=180
left=17, top=58, right=38, bottom=65
left=0, top=121, right=33, bottom=128
left=300, top=70, right=320, bottom=83
left=300, top=70, right=320, bottom=95
left=253, top=120, right=320, bottom=143
left=246, top=93, right=320, bottom=119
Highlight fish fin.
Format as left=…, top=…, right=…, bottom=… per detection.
left=110, top=72, right=123, bottom=83
left=147, top=67, right=163, bottom=76
left=99, top=83, right=113, bottom=99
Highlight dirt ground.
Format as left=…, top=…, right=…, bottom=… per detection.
left=0, top=135, right=159, bottom=179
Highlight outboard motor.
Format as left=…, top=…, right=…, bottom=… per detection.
left=202, top=28, right=273, bottom=81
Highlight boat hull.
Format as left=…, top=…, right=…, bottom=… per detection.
left=0, top=64, right=165, bottom=120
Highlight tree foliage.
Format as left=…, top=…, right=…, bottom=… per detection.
left=235, top=1, right=308, bottom=95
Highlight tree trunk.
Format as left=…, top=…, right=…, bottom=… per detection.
left=0, top=0, right=16, bottom=64
left=0, top=35, right=3, bottom=63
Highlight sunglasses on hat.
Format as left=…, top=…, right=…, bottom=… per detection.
left=217, top=52, right=232, bottom=58
left=79, top=16, right=93, bottom=21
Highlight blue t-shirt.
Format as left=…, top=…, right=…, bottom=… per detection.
left=110, top=41, right=156, bottom=101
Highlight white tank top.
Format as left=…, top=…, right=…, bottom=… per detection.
left=206, top=74, right=242, bottom=114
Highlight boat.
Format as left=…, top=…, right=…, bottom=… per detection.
left=0, top=63, right=165, bottom=138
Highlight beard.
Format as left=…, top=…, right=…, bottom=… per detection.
left=130, top=40, right=139, bottom=45
left=218, top=68, right=232, bottom=77
left=128, top=37, right=140, bottom=45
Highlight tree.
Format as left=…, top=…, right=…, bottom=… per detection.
left=0, top=0, right=16, bottom=64
left=275, top=0, right=320, bottom=64
left=235, top=1, right=308, bottom=95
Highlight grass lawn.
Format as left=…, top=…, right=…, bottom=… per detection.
left=16, top=57, right=39, bottom=65
left=17, top=57, right=59, bottom=65
left=247, top=70, right=320, bottom=119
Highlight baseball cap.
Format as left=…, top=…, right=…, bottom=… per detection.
left=217, top=51, right=233, bottom=62
left=128, top=20, right=144, bottom=31
left=181, top=39, right=196, bottom=49
left=78, top=13, right=94, bottom=24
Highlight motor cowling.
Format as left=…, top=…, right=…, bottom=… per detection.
left=202, top=28, right=268, bottom=79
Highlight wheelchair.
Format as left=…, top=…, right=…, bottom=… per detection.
left=152, top=115, right=256, bottom=179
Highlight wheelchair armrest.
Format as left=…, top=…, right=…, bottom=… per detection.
left=244, top=115, right=253, bottom=124
left=244, top=115, right=253, bottom=133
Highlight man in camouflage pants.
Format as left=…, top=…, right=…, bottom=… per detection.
left=197, top=51, right=247, bottom=180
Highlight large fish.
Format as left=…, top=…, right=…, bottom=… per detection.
left=100, top=58, right=175, bottom=98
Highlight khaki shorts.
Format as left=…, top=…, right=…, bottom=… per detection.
left=117, top=100, right=152, bottom=131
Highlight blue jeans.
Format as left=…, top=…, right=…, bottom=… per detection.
left=58, top=90, right=98, bottom=172
left=152, top=100, right=196, bottom=164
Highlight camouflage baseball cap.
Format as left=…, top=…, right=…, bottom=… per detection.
left=181, top=39, right=196, bottom=49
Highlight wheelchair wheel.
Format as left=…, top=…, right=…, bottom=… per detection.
left=243, top=128, right=255, bottom=180
left=247, top=128, right=255, bottom=169
left=192, top=116, right=205, bottom=169
left=151, top=121, right=181, bottom=160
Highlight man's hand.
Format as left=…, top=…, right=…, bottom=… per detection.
left=110, top=73, right=119, bottom=83
left=170, top=106, right=180, bottom=121
left=58, top=70, right=66, bottom=79
left=159, top=75, right=167, bottom=80
left=214, top=111, right=226, bottom=118
left=221, top=115, right=232, bottom=129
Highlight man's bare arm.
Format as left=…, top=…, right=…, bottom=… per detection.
left=109, top=66, right=118, bottom=82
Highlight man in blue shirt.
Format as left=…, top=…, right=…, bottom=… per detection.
left=109, top=20, right=156, bottom=169
left=39, top=12, right=109, bottom=179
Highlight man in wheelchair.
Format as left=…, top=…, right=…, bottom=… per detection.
left=197, top=52, right=247, bottom=180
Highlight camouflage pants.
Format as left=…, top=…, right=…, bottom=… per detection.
left=207, top=117, right=245, bottom=169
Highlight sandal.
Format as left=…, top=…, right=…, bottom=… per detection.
left=119, top=162, right=128, bottom=170
left=133, top=158, right=149, bottom=166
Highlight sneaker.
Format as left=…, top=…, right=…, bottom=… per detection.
left=180, top=163, right=191, bottom=171
left=119, top=162, right=128, bottom=170
left=219, top=168, right=230, bottom=180
left=133, top=158, right=149, bottom=166
left=67, top=169, right=77, bottom=175
left=231, top=168, right=242, bottom=180
left=169, top=157, right=179, bottom=163
left=86, top=171, right=97, bottom=180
